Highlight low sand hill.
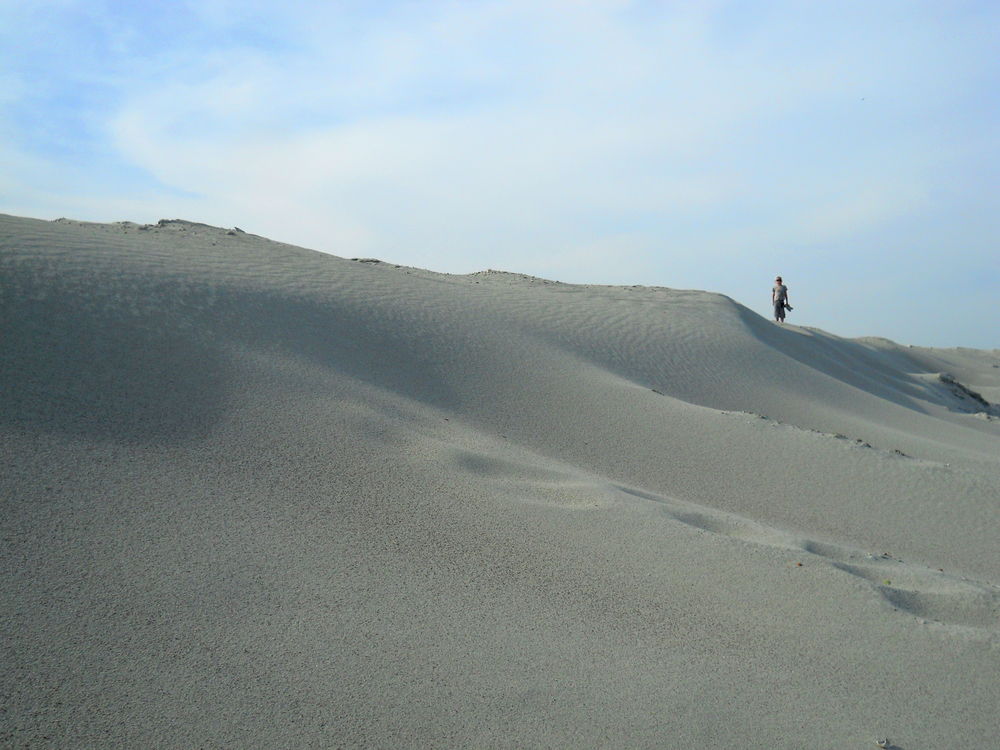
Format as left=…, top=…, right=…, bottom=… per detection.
left=2, top=213, right=999, bottom=748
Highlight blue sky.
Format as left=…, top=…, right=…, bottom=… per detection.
left=2, top=1, right=998, bottom=348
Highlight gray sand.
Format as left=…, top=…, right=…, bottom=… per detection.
left=2, top=214, right=999, bottom=748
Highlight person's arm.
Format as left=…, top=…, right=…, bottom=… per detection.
left=772, top=289, right=776, bottom=304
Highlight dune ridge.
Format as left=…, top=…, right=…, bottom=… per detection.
left=2, top=213, right=999, bottom=748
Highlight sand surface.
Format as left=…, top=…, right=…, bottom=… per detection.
left=2, top=213, right=999, bottom=749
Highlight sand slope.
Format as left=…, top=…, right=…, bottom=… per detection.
left=2, top=213, right=999, bottom=748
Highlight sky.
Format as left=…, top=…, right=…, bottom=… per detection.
left=2, top=0, right=998, bottom=348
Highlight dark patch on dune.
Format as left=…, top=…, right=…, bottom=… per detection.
left=0, top=266, right=233, bottom=443
left=1, top=253, right=467, bottom=444
left=938, top=372, right=992, bottom=413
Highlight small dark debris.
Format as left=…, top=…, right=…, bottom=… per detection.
left=939, top=372, right=991, bottom=410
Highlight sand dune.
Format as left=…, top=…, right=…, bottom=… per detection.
left=2, top=213, right=999, bottom=748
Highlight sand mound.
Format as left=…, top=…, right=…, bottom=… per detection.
left=3, top=213, right=999, bottom=748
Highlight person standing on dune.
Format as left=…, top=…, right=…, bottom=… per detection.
left=772, top=276, right=790, bottom=323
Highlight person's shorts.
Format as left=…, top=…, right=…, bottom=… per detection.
left=774, top=301, right=786, bottom=319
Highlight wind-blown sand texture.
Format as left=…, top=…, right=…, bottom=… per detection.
left=3, top=213, right=999, bottom=749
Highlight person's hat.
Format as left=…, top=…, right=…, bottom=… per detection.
left=775, top=276, right=782, bottom=281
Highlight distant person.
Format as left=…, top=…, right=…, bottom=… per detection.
left=772, top=276, right=790, bottom=323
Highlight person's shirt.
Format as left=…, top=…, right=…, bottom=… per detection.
left=773, top=284, right=788, bottom=302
